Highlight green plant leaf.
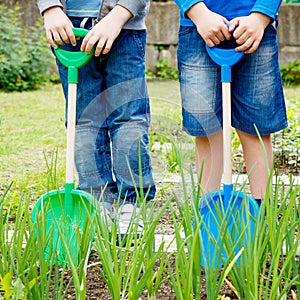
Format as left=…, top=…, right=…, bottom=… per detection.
left=0, top=273, right=13, bottom=299
left=12, top=278, right=26, bottom=299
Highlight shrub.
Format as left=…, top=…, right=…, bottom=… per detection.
left=280, top=61, right=300, bottom=86
left=0, top=5, right=55, bottom=92
left=155, top=59, right=178, bottom=80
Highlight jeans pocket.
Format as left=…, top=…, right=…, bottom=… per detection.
left=178, top=26, right=195, bottom=37
left=132, top=30, right=146, bottom=58
left=180, top=65, right=217, bottom=114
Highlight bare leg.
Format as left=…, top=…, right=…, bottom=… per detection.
left=195, top=131, right=223, bottom=193
left=236, top=130, right=273, bottom=199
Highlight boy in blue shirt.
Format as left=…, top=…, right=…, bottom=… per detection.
left=174, top=0, right=287, bottom=204
left=35, top=0, right=156, bottom=234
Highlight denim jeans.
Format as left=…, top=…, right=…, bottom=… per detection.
left=55, top=18, right=156, bottom=207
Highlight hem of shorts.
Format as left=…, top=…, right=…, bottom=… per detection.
left=233, top=121, right=288, bottom=136
left=182, top=125, right=222, bottom=137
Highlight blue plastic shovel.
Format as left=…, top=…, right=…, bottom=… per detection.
left=199, top=43, right=259, bottom=268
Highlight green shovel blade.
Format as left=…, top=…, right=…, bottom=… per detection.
left=32, top=187, right=97, bottom=266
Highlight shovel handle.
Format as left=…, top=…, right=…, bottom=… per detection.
left=205, top=24, right=244, bottom=71
left=55, top=28, right=94, bottom=186
left=205, top=43, right=244, bottom=185
left=54, top=28, right=94, bottom=83
left=205, top=46, right=244, bottom=67
left=205, top=45, right=244, bottom=82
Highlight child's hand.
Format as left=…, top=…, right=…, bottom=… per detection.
left=186, top=2, right=231, bottom=47
left=81, top=5, right=132, bottom=56
left=229, top=13, right=271, bottom=54
left=43, top=6, right=76, bottom=49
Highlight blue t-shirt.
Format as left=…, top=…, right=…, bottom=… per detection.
left=66, top=0, right=101, bottom=18
left=174, top=0, right=281, bottom=26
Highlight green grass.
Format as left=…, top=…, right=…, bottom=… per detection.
left=0, top=80, right=186, bottom=201
left=284, top=85, right=300, bottom=100
left=1, top=82, right=300, bottom=201
left=0, top=87, right=66, bottom=200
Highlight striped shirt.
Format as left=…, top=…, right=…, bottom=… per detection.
left=66, top=0, right=101, bottom=17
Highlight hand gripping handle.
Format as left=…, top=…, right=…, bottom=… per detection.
left=54, top=28, right=94, bottom=83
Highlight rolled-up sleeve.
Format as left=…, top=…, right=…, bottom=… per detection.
left=251, top=0, right=282, bottom=20
left=174, top=0, right=203, bottom=16
left=35, top=0, right=63, bottom=15
left=117, top=0, right=148, bottom=17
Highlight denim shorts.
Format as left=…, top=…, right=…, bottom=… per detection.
left=177, top=24, right=288, bottom=136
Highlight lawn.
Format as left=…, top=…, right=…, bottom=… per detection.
left=0, top=81, right=299, bottom=198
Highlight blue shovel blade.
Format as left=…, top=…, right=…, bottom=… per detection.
left=198, top=185, right=259, bottom=268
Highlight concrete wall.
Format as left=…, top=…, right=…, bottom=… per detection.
left=278, top=4, right=300, bottom=65
left=145, top=2, right=300, bottom=71
left=2, top=1, right=300, bottom=71
left=145, top=2, right=179, bottom=72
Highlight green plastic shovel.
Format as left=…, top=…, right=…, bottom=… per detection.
left=32, top=28, right=96, bottom=266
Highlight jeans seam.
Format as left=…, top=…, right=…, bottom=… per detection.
left=132, top=31, right=146, bottom=58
